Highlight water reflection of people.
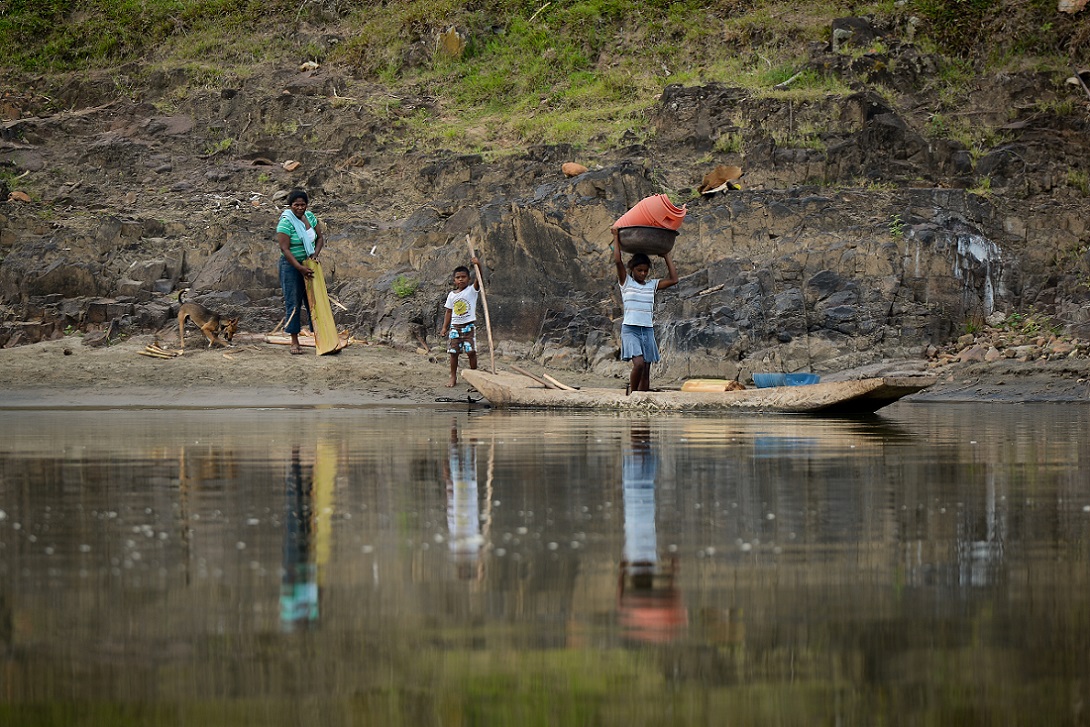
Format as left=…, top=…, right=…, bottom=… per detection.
left=444, top=421, right=484, bottom=580
left=280, top=445, right=321, bottom=630
left=618, top=421, right=686, bottom=644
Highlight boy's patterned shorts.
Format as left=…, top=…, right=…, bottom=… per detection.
left=447, top=322, right=476, bottom=354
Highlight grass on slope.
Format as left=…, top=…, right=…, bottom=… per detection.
left=1, top=0, right=1086, bottom=153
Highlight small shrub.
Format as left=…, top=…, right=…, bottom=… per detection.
left=713, top=132, right=743, bottom=154
left=1065, top=169, right=1090, bottom=196
left=204, top=137, right=232, bottom=156
left=889, top=213, right=905, bottom=239
left=1003, top=309, right=1059, bottom=336
left=392, top=275, right=418, bottom=298
left=969, top=176, right=993, bottom=197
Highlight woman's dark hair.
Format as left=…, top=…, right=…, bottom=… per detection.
left=287, top=189, right=309, bottom=205
left=628, top=253, right=652, bottom=269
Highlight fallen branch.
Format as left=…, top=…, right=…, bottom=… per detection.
left=141, top=343, right=182, bottom=359
left=542, top=372, right=578, bottom=391
left=148, top=342, right=182, bottom=356
left=1072, top=66, right=1090, bottom=102
left=511, top=364, right=556, bottom=388
left=773, top=71, right=804, bottom=90
left=529, top=2, right=551, bottom=22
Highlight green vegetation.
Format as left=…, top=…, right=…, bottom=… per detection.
left=969, top=176, right=993, bottom=197
left=1066, top=169, right=1090, bottom=196
left=203, top=137, right=232, bottom=156
left=392, top=274, right=419, bottom=298
left=714, top=132, right=744, bottom=155
left=889, top=213, right=905, bottom=239
left=1, top=1, right=1085, bottom=155
left=1002, top=308, right=1060, bottom=336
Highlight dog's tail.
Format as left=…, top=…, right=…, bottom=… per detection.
left=178, top=288, right=190, bottom=305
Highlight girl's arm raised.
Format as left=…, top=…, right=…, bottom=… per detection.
left=657, top=251, right=679, bottom=290
left=612, top=228, right=627, bottom=284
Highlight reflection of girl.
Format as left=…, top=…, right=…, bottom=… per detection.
left=618, top=425, right=686, bottom=644
left=622, top=426, right=658, bottom=571
left=276, top=189, right=325, bottom=355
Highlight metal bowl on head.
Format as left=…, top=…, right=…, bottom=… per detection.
left=616, top=226, right=678, bottom=256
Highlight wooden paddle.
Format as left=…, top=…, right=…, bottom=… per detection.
left=466, top=234, right=496, bottom=374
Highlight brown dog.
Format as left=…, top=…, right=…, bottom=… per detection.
left=177, top=290, right=238, bottom=350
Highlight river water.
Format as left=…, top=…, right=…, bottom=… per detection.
left=1, top=402, right=1088, bottom=726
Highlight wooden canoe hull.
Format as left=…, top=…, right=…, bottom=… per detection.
left=462, top=370, right=936, bottom=414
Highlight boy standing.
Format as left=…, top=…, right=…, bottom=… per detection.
left=613, top=230, right=678, bottom=393
left=441, top=256, right=482, bottom=387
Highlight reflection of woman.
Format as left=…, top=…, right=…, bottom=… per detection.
left=280, top=446, right=319, bottom=630
left=276, top=189, right=325, bottom=355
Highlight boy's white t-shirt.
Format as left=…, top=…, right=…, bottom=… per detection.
left=445, top=285, right=479, bottom=326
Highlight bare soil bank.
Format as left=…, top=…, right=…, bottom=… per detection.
left=1, top=336, right=1087, bottom=409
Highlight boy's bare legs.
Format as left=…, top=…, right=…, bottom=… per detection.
left=447, top=353, right=459, bottom=387
left=467, top=351, right=478, bottom=370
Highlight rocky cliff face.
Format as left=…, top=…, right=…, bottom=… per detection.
left=2, top=19, right=1089, bottom=379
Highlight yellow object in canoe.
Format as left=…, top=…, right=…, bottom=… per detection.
left=680, top=379, right=746, bottom=392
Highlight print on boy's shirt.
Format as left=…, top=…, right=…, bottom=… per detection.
left=446, top=286, right=479, bottom=325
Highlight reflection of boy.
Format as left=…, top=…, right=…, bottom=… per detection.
left=441, top=256, right=482, bottom=387
left=445, top=429, right=481, bottom=575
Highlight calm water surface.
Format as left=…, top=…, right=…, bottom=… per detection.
left=1, top=403, right=1088, bottom=726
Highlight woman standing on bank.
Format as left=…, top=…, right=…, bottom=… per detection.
left=276, top=189, right=325, bottom=355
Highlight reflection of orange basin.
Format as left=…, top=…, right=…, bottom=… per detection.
left=618, top=591, right=688, bottom=644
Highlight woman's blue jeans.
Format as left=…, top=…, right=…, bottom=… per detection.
left=279, top=256, right=311, bottom=335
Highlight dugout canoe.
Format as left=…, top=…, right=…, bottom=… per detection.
left=462, top=369, right=936, bottom=414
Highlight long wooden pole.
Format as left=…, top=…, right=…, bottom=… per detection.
left=466, top=234, right=496, bottom=373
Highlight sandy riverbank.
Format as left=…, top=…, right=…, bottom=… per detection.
left=0, top=334, right=618, bottom=409
left=0, top=334, right=1087, bottom=409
